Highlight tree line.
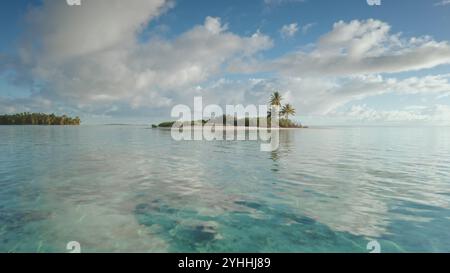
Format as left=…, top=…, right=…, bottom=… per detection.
left=0, top=113, right=81, bottom=125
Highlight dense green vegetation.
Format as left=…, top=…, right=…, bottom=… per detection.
left=0, top=113, right=81, bottom=125
left=281, top=104, right=295, bottom=120
left=279, top=118, right=302, bottom=128
left=157, top=120, right=208, bottom=128
left=157, top=121, right=176, bottom=128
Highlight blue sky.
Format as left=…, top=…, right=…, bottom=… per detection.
left=1, top=0, right=450, bottom=125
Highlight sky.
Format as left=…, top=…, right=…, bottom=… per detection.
left=1, top=0, right=450, bottom=125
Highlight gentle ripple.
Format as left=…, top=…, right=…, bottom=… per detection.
left=0, top=126, right=449, bottom=252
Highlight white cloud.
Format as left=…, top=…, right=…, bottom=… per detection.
left=234, top=19, right=450, bottom=77
left=280, top=23, right=299, bottom=38
left=434, top=0, right=450, bottom=6
left=3, top=8, right=450, bottom=125
left=195, top=73, right=450, bottom=117
left=0, top=96, right=55, bottom=114
left=24, top=0, right=170, bottom=62
left=342, top=104, right=450, bottom=124
left=4, top=1, right=272, bottom=114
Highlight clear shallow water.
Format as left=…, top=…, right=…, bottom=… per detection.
left=0, top=125, right=450, bottom=253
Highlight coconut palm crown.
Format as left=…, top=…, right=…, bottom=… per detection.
left=268, top=91, right=283, bottom=118
left=269, top=91, right=283, bottom=107
left=281, top=103, right=296, bottom=119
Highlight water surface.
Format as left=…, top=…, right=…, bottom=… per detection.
left=0, top=126, right=449, bottom=252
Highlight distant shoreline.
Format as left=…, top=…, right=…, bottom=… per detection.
left=153, top=118, right=306, bottom=130
left=0, top=113, right=81, bottom=126
left=154, top=125, right=307, bottom=131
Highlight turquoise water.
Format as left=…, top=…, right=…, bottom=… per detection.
left=0, top=125, right=450, bottom=253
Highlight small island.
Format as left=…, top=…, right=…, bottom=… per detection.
left=153, top=92, right=307, bottom=129
left=0, top=113, right=81, bottom=125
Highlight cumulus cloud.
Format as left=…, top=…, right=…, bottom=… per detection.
left=233, top=19, right=450, bottom=77
left=2, top=7, right=450, bottom=125
left=280, top=23, right=299, bottom=38
left=297, top=74, right=450, bottom=114
left=342, top=104, right=450, bottom=124
left=226, top=19, right=450, bottom=118
left=434, top=0, right=450, bottom=6
left=0, top=96, right=56, bottom=114
left=194, top=73, right=450, bottom=117
left=2, top=0, right=272, bottom=114
left=24, top=0, right=169, bottom=62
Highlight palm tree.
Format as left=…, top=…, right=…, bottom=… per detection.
left=281, top=104, right=296, bottom=120
left=269, top=91, right=283, bottom=107
left=268, top=91, right=283, bottom=118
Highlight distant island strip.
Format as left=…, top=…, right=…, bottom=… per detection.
left=153, top=92, right=306, bottom=129
left=153, top=116, right=306, bottom=129
left=0, top=113, right=81, bottom=125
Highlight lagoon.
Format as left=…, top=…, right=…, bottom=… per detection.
left=0, top=125, right=449, bottom=252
